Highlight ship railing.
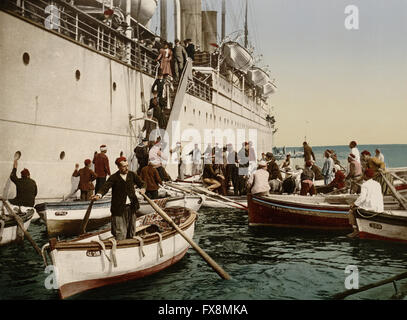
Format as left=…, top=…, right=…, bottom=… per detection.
left=2, top=0, right=159, bottom=78
left=186, top=77, right=212, bottom=102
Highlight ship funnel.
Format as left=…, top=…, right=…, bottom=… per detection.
left=180, top=0, right=202, bottom=48
left=202, top=11, right=217, bottom=53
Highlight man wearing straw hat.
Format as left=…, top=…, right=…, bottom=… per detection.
left=93, top=156, right=146, bottom=240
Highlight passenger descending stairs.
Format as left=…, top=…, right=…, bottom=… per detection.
left=163, top=59, right=193, bottom=130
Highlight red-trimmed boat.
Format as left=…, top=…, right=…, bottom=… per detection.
left=355, top=208, right=407, bottom=243
left=42, top=207, right=197, bottom=299
left=247, top=194, right=353, bottom=231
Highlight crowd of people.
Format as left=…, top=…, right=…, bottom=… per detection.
left=5, top=137, right=394, bottom=241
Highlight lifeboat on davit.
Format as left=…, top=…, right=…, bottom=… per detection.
left=262, top=82, right=277, bottom=97
left=221, top=41, right=254, bottom=73
left=247, top=67, right=270, bottom=86
left=75, top=0, right=157, bottom=26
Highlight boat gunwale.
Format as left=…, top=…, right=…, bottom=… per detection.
left=51, top=211, right=196, bottom=251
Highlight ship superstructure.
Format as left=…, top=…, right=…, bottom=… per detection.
left=0, top=0, right=277, bottom=200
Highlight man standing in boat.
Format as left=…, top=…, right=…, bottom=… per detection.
left=93, top=157, right=146, bottom=241
left=347, top=168, right=384, bottom=238
left=93, top=145, right=111, bottom=194
left=303, top=141, right=316, bottom=163
left=9, top=159, right=37, bottom=208
left=72, top=159, right=97, bottom=201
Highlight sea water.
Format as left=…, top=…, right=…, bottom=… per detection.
left=0, top=144, right=406, bottom=300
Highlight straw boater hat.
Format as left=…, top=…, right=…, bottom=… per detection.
left=100, top=145, right=107, bottom=152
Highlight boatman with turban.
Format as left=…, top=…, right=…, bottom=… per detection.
left=9, top=159, right=37, bottom=207
left=347, top=168, right=384, bottom=238
left=93, top=157, right=146, bottom=240
left=72, top=159, right=97, bottom=201
left=93, top=144, right=111, bottom=194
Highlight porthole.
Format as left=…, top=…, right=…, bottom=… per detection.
left=60, top=151, right=65, bottom=160
left=184, top=106, right=187, bottom=113
left=113, top=82, right=117, bottom=91
left=75, top=70, right=81, bottom=81
left=22, top=52, right=30, bottom=65
left=193, top=109, right=195, bottom=115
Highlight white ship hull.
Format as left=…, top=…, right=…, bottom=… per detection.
left=0, top=6, right=275, bottom=201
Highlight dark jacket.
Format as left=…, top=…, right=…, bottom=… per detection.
left=267, top=161, right=283, bottom=180
left=186, top=43, right=195, bottom=60
left=152, top=79, right=165, bottom=97
left=203, top=164, right=217, bottom=179
left=134, top=144, right=149, bottom=169
left=140, top=165, right=162, bottom=191
left=9, top=168, right=37, bottom=207
left=98, top=170, right=145, bottom=216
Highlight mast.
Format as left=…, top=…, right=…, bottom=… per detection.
left=160, top=0, right=167, bottom=40
left=221, top=0, right=225, bottom=41
left=244, top=0, right=248, bottom=48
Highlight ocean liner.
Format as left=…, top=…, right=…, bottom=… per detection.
left=0, top=0, right=277, bottom=200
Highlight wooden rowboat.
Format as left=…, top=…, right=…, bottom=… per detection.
left=0, top=204, right=34, bottom=245
left=355, top=208, right=407, bottom=243
left=247, top=193, right=402, bottom=231
left=42, top=207, right=197, bottom=299
left=36, top=195, right=203, bottom=237
left=248, top=194, right=352, bottom=231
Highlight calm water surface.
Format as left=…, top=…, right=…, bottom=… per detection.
left=0, top=208, right=406, bottom=300
left=1, top=144, right=406, bottom=300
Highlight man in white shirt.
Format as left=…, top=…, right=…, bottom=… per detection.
left=347, top=168, right=384, bottom=238
left=149, top=138, right=171, bottom=181
left=247, top=161, right=270, bottom=196
left=349, top=141, right=360, bottom=164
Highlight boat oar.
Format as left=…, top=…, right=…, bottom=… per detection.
left=0, top=198, right=42, bottom=257
left=79, top=199, right=95, bottom=235
left=139, top=191, right=232, bottom=280
left=379, top=170, right=407, bottom=210
left=333, top=271, right=407, bottom=300
left=165, top=183, right=246, bottom=210
left=387, top=171, right=407, bottom=185
left=192, top=186, right=248, bottom=210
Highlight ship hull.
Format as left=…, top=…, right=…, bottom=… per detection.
left=1, top=7, right=274, bottom=200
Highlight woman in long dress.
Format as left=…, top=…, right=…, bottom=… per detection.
left=156, top=43, right=173, bottom=76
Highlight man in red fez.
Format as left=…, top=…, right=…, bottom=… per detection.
left=93, top=156, right=146, bottom=240
left=72, top=159, right=97, bottom=201
left=347, top=168, right=384, bottom=238
left=93, top=144, right=111, bottom=194
left=9, top=159, right=37, bottom=207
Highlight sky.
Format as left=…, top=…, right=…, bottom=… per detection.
left=150, top=0, right=407, bottom=147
